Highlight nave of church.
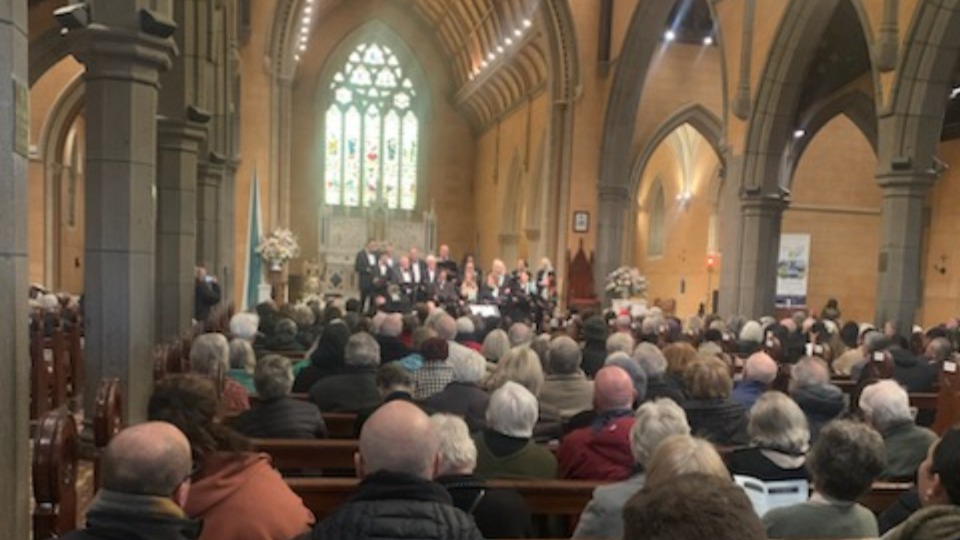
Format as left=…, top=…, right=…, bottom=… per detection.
left=8, top=0, right=960, bottom=538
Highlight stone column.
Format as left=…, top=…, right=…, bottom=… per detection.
left=0, top=1, right=31, bottom=536
left=717, top=157, right=744, bottom=316
left=594, top=185, right=631, bottom=294
left=874, top=170, right=934, bottom=333
left=70, top=11, right=176, bottom=422
left=197, top=158, right=224, bottom=272
left=156, top=119, right=206, bottom=341
left=219, top=158, right=239, bottom=303
left=736, top=194, right=786, bottom=319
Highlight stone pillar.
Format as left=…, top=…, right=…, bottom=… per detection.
left=736, top=194, right=786, bottom=319
left=70, top=10, right=176, bottom=422
left=0, top=1, right=31, bottom=536
left=717, top=157, right=744, bottom=316
left=874, top=171, right=934, bottom=333
left=219, top=159, right=239, bottom=303
left=594, top=185, right=631, bottom=294
left=156, top=119, right=206, bottom=341
left=197, top=159, right=224, bottom=272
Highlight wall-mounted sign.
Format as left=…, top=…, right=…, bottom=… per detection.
left=573, top=211, right=589, bottom=233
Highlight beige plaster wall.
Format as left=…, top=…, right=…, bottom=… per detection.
left=782, top=114, right=879, bottom=323
left=921, top=140, right=960, bottom=326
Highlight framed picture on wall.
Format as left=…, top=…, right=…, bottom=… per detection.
left=573, top=211, right=590, bottom=233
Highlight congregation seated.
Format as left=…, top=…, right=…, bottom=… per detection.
left=539, top=336, right=594, bottom=420
left=291, top=321, right=349, bottom=393
left=731, top=352, right=777, bottom=410
left=354, top=363, right=417, bottom=436
left=396, top=325, right=434, bottom=372
left=480, top=328, right=510, bottom=365
left=375, top=313, right=411, bottom=364
left=605, top=331, right=635, bottom=358
left=308, top=332, right=381, bottom=412
left=573, top=398, right=691, bottom=539
left=633, top=342, right=685, bottom=403
left=860, top=379, right=937, bottom=481
left=294, top=401, right=483, bottom=540
left=559, top=366, right=637, bottom=480
left=229, top=311, right=260, bottom=343
left=61, top=421, right=199, bottom=540
left=681, top=357, right=749, bottom=445
left=580, top=316, right=609, bottom=377
left=787, top=356, right=846, bottom=441
left=290, top=304, right=319, bottom=350
left=508, top=322, right=533, bottom=348
left=227, top=338, right=256, bottom=396
left=148, top=374, right=314, bottom=540
left=604, top=352, right=648, bottom=405
left=431, top=414, right=533, bottom=538
left=623, top=472, right=765, bottom=540
left=474, top=382, right=557, bottom=479
left=727, top=391, right=810, bottom=482
left=486, top=345, right=563, bottom=436
left=422, top=351, right=490, bottom=432
left=737, top=320, right=764, bottom=357
left=833, top=325, right=879, bottom=376
left=662, top=342, right=700, bottom=395
left=762, top=419, right=885, bottom=539
left=231, top=355, right=326, bottom=439
left=883, top=427, right=960, bottom=540
left=190, top=333, right=249, bottom=416
left=455, top=317, right=483, bottom=352
left=411, top=337, right=453, bottom=400
left=428, top=312, right=485, bottom=368
left=263, top=318, right=304, bottom=353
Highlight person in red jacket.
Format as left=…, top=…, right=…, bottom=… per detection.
left=558, top=365, right=637, bottom=480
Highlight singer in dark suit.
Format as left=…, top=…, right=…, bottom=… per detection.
left=355, top=239, right=379, bottom=310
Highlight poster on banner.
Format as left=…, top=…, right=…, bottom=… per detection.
left=775, top=234, right=810, bottom=307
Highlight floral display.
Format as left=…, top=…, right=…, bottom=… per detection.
left=605, top=266, right=648, bottom=300
left=257, top=228, right=301, bottom=268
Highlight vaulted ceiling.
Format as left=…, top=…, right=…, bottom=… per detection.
left=406, top=0, right=548, bottom=129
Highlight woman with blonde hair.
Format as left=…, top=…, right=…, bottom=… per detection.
left=485, top=346, right=544, bottom=397
left=644, top=434, right=730, bottom=490
left=681, top=357, right=749, bottom=445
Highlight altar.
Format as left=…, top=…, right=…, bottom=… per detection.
left=311, top=203, right=436, bottom=299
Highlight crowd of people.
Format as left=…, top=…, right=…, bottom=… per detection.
left=62, top=286, right=960, bottom=540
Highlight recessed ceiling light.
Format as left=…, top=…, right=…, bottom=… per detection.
left=514, top=29, right=522, bottom=37
left=505, top=37, right=513, bottom=45
left=664, top=30, right=676, bottom=42
left=523, top=19, right=532, bottom=28
left=497, top=45, right=504, bottom=53
left=793, top=129, right=806, bottom=139
left=488, top=52, right=495, bottom=61
left=703, top=36, right=713, bottom=46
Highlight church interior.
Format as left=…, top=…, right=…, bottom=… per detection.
left=7, top=0, right=960, bottom=537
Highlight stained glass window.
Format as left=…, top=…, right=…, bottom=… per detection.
left=323, top=42, right=419, bottom=210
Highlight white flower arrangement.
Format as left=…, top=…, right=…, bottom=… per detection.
left=257, top=228, right=301, bottom=266
left=604, top=266, right=648, bottom=300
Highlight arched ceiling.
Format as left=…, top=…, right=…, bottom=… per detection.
left=403, top=0, right=549, bottom=129
left=280, top=0, right=549, bottom=130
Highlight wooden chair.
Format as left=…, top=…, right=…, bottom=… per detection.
left=33, top=407, right=79, bottom=539
left=93, top=378, right=124, bottom=487
left=566, top=239, right=598, bottom=312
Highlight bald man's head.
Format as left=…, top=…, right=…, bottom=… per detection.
left=358, top=401, right=440, bottom=480
left=101, top=421, right=192, bottom=498
left=744, top=352, right=778, bottom=385
left=594, top=365, right=636, bottom=411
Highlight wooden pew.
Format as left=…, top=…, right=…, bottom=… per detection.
left=33, top=407, right=79, bottom=539
left=252, top=438, right=358, bottom=471
left=286, top=476, right=909, bottom=520
left=93, top=378, right=124, bottom=487
left=322, top=412, right=357, bottom=439
left=286, top=477, right=599, bottom=520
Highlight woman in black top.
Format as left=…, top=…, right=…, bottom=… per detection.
left=727, top=391, right=810, bottom=481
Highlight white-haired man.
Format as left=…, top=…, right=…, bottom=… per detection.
left=431, top=414, right=532, bottom=538
left=859, top=380, right=937, bottom=480
left=377, top=312, right=411, bottom=363
left=573, top=399, right=691, bottom=539
left=474, top=382, right=557, bottom=479
left=788, top=356, right=845, bottom=441
left=300, top=402, right=483, bottom=540
left=732, top=352, right=778, bottom=409
left=429, top=312, right=485, bottom=366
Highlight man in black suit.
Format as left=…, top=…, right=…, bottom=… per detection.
left=373, top=253, right=394, bottom=298
left=355, top=239, right=379, bottom=311
left=408, top=247, right=427, bottom=285
left=437, top=244, right=458, bottom=279
left=421, top=255, right=440, bottom=303
left=392, top=256, right=418, bottom=303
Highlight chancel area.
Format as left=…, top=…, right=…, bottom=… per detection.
left=7, top=0, right=960, bottom=539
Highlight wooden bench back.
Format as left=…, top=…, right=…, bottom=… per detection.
left=32, top=407, right=79, bottom=540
